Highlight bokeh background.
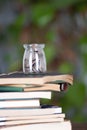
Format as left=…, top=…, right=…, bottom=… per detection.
left=0, top=0, right=87, bottom=123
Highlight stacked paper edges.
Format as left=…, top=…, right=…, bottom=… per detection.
left=0, top=72, right=73, bottom=130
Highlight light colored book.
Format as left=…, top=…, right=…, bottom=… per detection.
left=0, top=118, right=64, bottom=126
left=0, top=120, right=72, bottom=130
left=0, top=91, right=51, bottom=100
left=0, top=99, right=40, bottom=108
left=0, top=113, right=65, bottom=121
left=0, top=71, right=73, bottom=85
left=0, top=107, right=62, bottom=117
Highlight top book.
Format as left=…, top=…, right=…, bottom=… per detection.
left=0, top=71, right=73, bottom=85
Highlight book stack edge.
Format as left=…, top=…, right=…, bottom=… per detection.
left=0, top=71, right=73, bottom=130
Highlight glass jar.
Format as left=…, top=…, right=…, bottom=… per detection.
left=23, top=44, right=47, bottom=74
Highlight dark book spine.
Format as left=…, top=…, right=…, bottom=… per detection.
left=0, top=86, right=23, bottom=92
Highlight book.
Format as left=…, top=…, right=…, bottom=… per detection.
left=0, top=99, right=40, bottom=108
left=0, top=91, right=51, bottom=100
left=0, top=113, right=65, bottom=122
left=0, top=113, right=65, bottom=121
left=0, top=71, right=73, bottom=85
left=0, top=118, right=65, bottom=126
left=0, top=107, right=62, bottom=117
left=0, top=120, right=72, bottom=130
left=0, top=83, right=69, bottom=92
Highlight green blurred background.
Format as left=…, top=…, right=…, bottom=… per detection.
left=0, top=0, right=87, bottom=123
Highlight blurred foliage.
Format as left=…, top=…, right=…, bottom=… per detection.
left=59, top=81, right=86, bottom=122
left=0, top=0, right=87, bottom=123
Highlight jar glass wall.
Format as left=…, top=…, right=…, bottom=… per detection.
left=23, top=44, right=47, bottom=74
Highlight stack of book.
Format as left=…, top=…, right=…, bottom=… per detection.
left=0, top=71, right=73, bottom=130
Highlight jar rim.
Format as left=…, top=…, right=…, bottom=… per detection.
left=23, top=43, right=45, bottom=48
